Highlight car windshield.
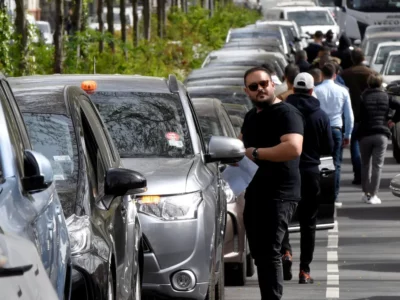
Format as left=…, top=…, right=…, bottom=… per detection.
left=375, top=45, right=400, bottom=64
left=367, top=38, right=400, bottom=56
left=90, top=91, right=193, bottom=158
left=287, top=11, right=335, bottom=26
left=318, top=0, right=335, bottom=6
left=347, top=0, right=400, bottom=12
left=22, top=113, right=78, bottom=217
left=189, top=91, right=253, bottom=109
left=385, top=55, right=400, bottom=75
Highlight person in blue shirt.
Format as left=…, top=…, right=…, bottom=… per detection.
left=315, top=63, right=354, bottom=207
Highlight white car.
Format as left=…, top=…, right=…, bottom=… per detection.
left=361, top=32, right=400, bottom=65
left=263, top=6, right=340, bottom=41
left=35, top=21, right=53, bottom=45
left=370, top=41, right=400, bottom=73
left=380, top=50, right=400, bottom=88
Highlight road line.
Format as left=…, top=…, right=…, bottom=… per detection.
left=328, top=221, right=338, bottom=233
left=327, top=274, right=339, bottom=285
left=327, top=251, right=338, bottom=261
left=328, top=235, right=339, bottom=248
left=326, top=287, right=340, bottom=298
left=327, top=264, right=339, bottom=273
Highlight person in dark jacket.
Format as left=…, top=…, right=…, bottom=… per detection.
left=295, top=50, right=311, bottom=73
left=332, top=33, right=353, bottom=70
left=281, top=72, right=334, bottom=284
left=304, top=31, right=324, bottom=64
left=323, top=30, right=337, bottom=51
left=357, top=74, right=391, bottom=204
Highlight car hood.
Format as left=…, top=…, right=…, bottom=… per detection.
left=383, top=75, right=400, bottom=84
left=121, top=157, right=195, bottom=195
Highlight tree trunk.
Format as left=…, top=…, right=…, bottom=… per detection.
left=0, top=0, right=5, bottom=9
left=15, top=0, right=27, bottom=74
left=97, top=0, right=104, bottom=52
left=157, top=0, right=163, bottom=38
left=72, top=0, right=82, bottom=34
left=120, top=0, right=126, bottom=44
left=54, top=0, right=64, bottom=73
left=143, top=0, right=150, bottom=40
left=132, top=0, right=139, bottom=46
left=106, top=0, right=114, bottom=52
left=181, top=0, right=187, bottom=13
left=208, top=0, right=213, bottom=16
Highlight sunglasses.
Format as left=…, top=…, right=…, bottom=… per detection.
left=247, top=80, right=270, bottom=92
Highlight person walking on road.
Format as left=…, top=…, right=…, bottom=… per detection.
left=315, top=63, right=354, bottom=207
left=276, top=64, right=300, bottom=101
left=308, top=68, right=323, bottom=86
left=357, top=74, right=391, bottom=204
left=282, top=73, right=334, bottom=284
left=240, top=66, right=304, bottom=300
left=305, top=31, right=324, bottom=64
left=341, top=49, right=377, bottom=185
left=295, top=50, right=311, bottom=73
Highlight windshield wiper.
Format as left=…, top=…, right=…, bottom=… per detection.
left=0, top=264, right=33, bottom=277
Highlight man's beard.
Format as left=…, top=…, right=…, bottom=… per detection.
left=250, top=93, right=275, bottom=109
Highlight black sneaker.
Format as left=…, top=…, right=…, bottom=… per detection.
left=299, top=270, right=314, bottom=284
left=282, top=251, right=292, bottom=281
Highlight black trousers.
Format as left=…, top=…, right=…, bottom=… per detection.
left=244, top=194, right=297, bottom=300
left=281, top=170, right=321, bottom=273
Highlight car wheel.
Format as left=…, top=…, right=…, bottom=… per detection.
left=107, top=265, right=115, bottom=300
left=246, top=254, right=255, bottom=277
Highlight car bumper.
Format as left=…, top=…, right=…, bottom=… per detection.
left=140, top=203, right=215, bottom=299
left=70, top=252, right=108, bottom=300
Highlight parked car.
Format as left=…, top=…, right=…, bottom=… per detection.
left=187, top=85, right=253, bottom=111
left=381, top=50, right=400, bottom=88
left=191, top=97, right=254, bottom=286
left=222, top=103, right=249, bottom=120
left=0, top=74, right=71, bottom=299
left=0, top=232, right=59, bottom=300
left=11, top=74, right=246, bottom=300
left=10, top=79, right=145, bottom=300
left=386, top=80, right=400, bottom=163
left=370, top=41, right=400, bottom=73
left=360, top=32, right=400, bottom=65
left=222, top=38, right=286, bottom=55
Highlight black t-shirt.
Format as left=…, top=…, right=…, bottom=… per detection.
left=241, top=102, right=304, bottom=201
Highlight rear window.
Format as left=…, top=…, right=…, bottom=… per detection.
left=189, top=91, right=253, bottom=110
left=385, top=55, right=400, bottom=75
left=375, top=45, right=400, bottom=64
left=22, top=113, right=78, bottom=217
left=90, top=91, right=194, bottom=158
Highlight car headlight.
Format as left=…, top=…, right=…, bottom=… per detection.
left=222, top=181, right=236, bottom=204
left=136, top=192, right=202, bottom=221
left=66, top=214, right=91, bottom=256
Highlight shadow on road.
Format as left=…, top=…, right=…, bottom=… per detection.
left=339, top=236, right=400, bottom=247
left=338, top=205, right=400, bottom=221
left=341, top=262, right=400, bottom=273
left=351, top=297, right=400, bottom=300
left=342, top=156, right=398, bottom=166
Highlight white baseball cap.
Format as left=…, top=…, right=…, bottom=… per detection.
left=294, top=72, right=314, bottom=90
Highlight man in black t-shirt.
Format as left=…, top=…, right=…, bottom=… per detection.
left=239, top=67, right=304, bottom=300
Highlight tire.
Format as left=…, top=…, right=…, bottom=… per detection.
left=225, top=261, right=246, bottom=286
left=246, top=254, right=255, bottom=277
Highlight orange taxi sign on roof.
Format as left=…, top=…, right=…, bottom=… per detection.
left=81, top=80, right=97, bottom=94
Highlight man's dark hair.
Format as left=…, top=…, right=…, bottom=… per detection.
left=296, top=50, right=307, bottom=61
left=321, top=62, right=336, bottom=79
left=284, top=64, right=300, bottom=84
left=351, top=48, right=365, bottom=65
left=294, top=88, right=311, bottom=94
left=308, top=68, right=322, bottom=81
left=314, top=31, right=324, bottom=39
left=261, top=62, right=276, bottom=74
left=244, top=66, right=272, bottom=85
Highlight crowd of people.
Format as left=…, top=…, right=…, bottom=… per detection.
left=239, top=30, right=400, bottom=300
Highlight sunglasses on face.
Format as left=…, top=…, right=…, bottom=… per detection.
left=247, top=80, right=270, bottom=92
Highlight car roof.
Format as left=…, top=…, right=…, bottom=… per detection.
left=388, top=50, right=400, bottom=56
left=208, top=50, right=282, bottom=58
left=256, top=20, right=295, bottom=26
left=365, top=32, right=400, bottom=39
left=271, top=6, right=329, bottom=11
left=188, top=70, right=245, bottom=78
left=225, top=38, right=282, bottom=46
left=13, top=85, right=70, bottom=115
left=275, top=1, right=316, bottom=6
left=187, top=85, right=246, bottom=93
left=375, top=41, right=400, bottom=47
left=187, top=78, right=243, bottom=87
left=9, top=74, right=174, bottom=94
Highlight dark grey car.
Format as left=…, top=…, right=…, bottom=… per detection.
left=0, top=74, right=71, bottom=299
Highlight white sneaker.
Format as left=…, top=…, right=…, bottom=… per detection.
left=361, top=194, right=370, bottom=203
left=369, top=195, right=382, bottom=204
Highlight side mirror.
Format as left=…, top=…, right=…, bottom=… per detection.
left=22, top=150, right=53, bottom=193
left=105, top=168, right=147, bottom=197
left=353, top=39, right=361, bottom=46
left=205, top=136, right=245, bottom=164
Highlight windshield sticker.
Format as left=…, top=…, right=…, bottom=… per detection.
left=165, top=132, right=180, bottom=141
left=54, top=155, right=71, bottom=162
left=168, top=140, right=184, bottom=148
left=53, top=174, right=65, bottom=180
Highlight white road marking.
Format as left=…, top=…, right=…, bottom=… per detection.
left=328, top=235, right=339, bottom=248
left=326, top=287, right=340, bottom=298
left=327, top=264, right=339, bottom=273
left=327, top=251, right=338, bottom=261
left=328, top=221, right=338, bottom=233
left=327, top=274, right=340, bottom=285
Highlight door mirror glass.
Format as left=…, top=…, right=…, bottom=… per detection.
left=205, top=136, right=245, bottom=164
left=22, top=150, right=54, bottom=193
left=105, top=168, right=147, bottom=197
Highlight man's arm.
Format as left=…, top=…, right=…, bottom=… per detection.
left=343, top=90, right=354, bottom=142
left=246, top=133, right=303, bottom=162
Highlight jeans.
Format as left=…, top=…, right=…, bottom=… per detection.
left=244, top=194, right=297, bottom=300
left=359, top=134, right=388, bottom=195
left=281, top=170, right=321, bottom=273
left=351, top=123, right=362, bottom=182
left=332, top=128, right=344, bottom=201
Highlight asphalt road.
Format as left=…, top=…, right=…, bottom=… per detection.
left=225, top=143, right=400, bottom=300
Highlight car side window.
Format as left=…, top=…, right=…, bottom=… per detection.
left=0, top=88, right=25, bottom=177
left=218, top=106, right=237, bottom=139
left=186, top=93, right=207, bottom=153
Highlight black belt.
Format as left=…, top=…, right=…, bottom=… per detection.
left=332, top=126, right=342, bottom=131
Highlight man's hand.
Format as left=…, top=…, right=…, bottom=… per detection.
left=342, top=138, right=350, bottom=147
left=388, top=120, right=395, bottom=129
left=245, top=147, right=255, bottom=161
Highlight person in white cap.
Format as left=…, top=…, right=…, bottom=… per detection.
left=281, top=72, right=334, bottom=284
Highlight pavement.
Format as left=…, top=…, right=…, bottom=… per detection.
left=225, top=143, right=400, bottom=300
